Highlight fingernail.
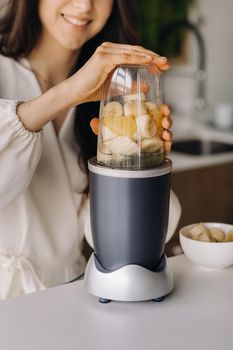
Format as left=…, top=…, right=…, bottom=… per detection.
left=160, top=56, right=167, bottom=61
left=144, top=55, right=152, bottom=60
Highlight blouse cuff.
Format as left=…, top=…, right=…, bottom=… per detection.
left=1, top=99, right=42, bottom=138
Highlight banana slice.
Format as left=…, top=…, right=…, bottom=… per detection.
left=185, top=223, right=233, bottom=242
left=124, top=92, right=146, bottom=102
left=106, top=136, right=138, bottom=156
left=145, top=101, right=157, bottom=114
left=99, top=141, right=112, bottom=155
left=124, top=101, right=147, bottom=116
left=199, top=232, right=212, bottom=242
left=101, top=125, right=116, bottom=141
left=149, top=120, right=158, bottom=137
left=141, top=138, right=163, bottom=152
left=102, top=101, right=123, bottom=118
left=209, top=228, right=225, bottom=242
left=145, top=102, right=162, bottom=132
left=226, top=230, right=233, bottom=242
left=135, top=114, right=153, bottom=139
left=189, top=223, right=209, bottom=237
left=97, top=150, right=123, bottom=164
left=102, top=115, right=136, bottom=139
left=183, top=231, right=194, bottom=239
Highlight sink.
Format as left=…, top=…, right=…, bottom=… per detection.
left=172, top=139, right=233, bottom=155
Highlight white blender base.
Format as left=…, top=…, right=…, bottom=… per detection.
left=84, top=253, right=174, bottom=302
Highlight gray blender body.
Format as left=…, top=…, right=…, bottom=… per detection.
left=89, top=159, right=171, bottom=272
left=84, top=158, right=174, bottom=302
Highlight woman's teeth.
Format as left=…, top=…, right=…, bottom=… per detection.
left=62, top=14, right=89, bottom=26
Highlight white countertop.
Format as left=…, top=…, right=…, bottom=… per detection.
left=0, top=254, right=232, bottom=350
left=170, top=117, right=233, bottom=172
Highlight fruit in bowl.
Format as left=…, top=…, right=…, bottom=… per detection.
left=179, top=222, right=233, bottom=269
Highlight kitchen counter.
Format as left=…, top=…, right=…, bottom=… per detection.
left=0, top=254, right=233, bottom=350
left=170, top=117, right=233, bottom=172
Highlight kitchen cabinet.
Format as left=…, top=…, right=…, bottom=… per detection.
left=166, top=161, right=233, bottom=256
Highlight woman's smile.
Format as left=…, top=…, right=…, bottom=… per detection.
left=61, top=13, right=92, bottom=30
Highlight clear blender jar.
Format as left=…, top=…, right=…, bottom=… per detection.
left=97, top=64, right=164, bottom=169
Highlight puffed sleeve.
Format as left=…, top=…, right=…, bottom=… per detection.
left=0, top=99, right=42, bottom=209
left=166, top=190, right=182, bottom=243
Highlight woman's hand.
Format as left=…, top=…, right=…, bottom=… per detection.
left=67, top=42, right=170, bottom=106
left=16, top=42, right=170, bottom=133
left=90, top=105, right=173, bottom=155
left=72, top=42, right=172, bottom=153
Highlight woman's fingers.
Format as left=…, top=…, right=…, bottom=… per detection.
left=101, top=42, right=168, bottom=61
left=160, top=104, right=171, bottom=116
left=161, top=129, right=173, bottom=155
left=147, top=62, right=171, bottom=73
left=99, top=51, right=153, bottom=67
left=90, top=118, right=99, bottom=135
left=161, top=117, right=172, bottom=130
left=160, top=105, right=173, bottom=155
left=161, top=105, right=172, bottom=130
left=161, top=115, right=173, bottom=129
left=97, top=42, right=170, bottom=71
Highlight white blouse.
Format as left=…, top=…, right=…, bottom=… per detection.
left=0, top=54, right=181, bottom=300
left=0, top=55, right=94, bottom=300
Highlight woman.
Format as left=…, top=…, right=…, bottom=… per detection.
left=0, top=0, right=178, bottom=300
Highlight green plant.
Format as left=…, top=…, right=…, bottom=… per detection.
left=139, top=0, right=195, bottom=58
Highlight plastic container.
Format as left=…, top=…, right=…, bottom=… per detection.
left=97, top=64, right=164, bottom=169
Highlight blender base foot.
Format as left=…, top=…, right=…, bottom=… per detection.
left=85, top=254, right=174, bottom=303
left=99, top=297, right=111, bottom=304
left=152, top=296, right=165, bottom=302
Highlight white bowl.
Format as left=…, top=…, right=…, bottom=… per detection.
left=179, top=222, right=233, bottom=269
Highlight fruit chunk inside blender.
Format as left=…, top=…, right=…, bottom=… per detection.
left=97, top=93, right=164, bottom=168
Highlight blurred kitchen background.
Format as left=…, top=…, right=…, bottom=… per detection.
left=140, top=0, right=233, bottom=117
left=139, top=0, right=233, bottom=255
left=0, top=0, right=232, bottom=256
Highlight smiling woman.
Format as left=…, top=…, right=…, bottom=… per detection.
left=0, top=0, right=177, bottom=300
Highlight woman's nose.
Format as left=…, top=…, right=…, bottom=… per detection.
left=71, top=0, right=92, bottom=12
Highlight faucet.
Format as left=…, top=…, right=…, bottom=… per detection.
left=160, top=19, right=207, bottom=111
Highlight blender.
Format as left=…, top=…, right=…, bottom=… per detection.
left=84, top=64, right=174, bottom=303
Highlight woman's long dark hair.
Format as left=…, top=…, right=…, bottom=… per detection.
left=0, top=0, right=139, bottom=175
